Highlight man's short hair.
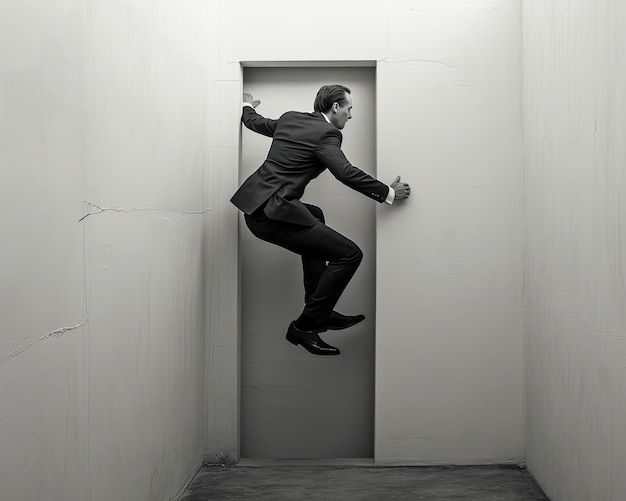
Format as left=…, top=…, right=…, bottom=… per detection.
left=313, top=84, right=351, bottom=113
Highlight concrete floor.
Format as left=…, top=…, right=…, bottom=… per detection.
left=179, top=463, right=549, bottom=500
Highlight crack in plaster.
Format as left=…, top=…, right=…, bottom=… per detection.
left=1, top=320, right=88, bottom=364
left=79, top=200, right=212, bottom=222
left=380, top=57, right=458, bottom=71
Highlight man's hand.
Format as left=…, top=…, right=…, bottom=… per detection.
left=390, top=176, right=411, bottom=200
left=243, top=93, right=261, bottom=108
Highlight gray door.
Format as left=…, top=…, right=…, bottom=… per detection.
left=240, top=66, right=376, bottom=458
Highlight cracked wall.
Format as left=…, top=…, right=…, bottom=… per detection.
left=0, top=1, right=209, bottom=500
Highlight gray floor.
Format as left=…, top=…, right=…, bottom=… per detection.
left=180, top=463, right=549, bottom=500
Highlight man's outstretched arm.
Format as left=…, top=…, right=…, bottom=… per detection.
left=315, top=129, right=411, bottom=203
left=241, top=93, right=277, bottom=137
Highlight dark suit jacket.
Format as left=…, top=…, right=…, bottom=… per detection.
left=231, top=106, right=389, bottom=226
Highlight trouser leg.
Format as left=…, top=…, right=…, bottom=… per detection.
left=244, top=206, right=362, bottom=330
left=300, top=204, right=327, bottom=303
left=297, top=241, right=362, bottom=329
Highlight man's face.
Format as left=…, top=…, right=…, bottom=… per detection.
left=330, top=93, right=353, bottom=130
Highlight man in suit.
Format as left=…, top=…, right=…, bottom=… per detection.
left=232, top=84, right=410, bottom=356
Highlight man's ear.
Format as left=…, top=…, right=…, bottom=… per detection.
left=332, top=102, right=339, bottom=113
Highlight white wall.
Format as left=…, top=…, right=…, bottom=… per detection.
left=206, top=0, right=525, bottom=465
left=523, top=1, right=626, bottom=499
left=6, top=0, right=626, bottom=494
left=0, top=1, right=209, bottom=500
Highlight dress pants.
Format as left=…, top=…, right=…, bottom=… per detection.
left=244, top=203, right=363, bottom=331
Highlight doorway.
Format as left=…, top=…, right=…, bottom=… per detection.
left=239, top=66, right=376, bottom=459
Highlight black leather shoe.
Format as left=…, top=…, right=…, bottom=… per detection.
left=325, top=312, right=365, bottom=331
left=286, top=322, right=340, bottom=356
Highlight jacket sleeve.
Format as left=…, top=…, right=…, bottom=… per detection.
left=314, top=129, right=390, bottom=203
left=241, top=106, right=278, bottom=137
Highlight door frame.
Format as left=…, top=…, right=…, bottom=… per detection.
left=229, top=60, right=378, bottom=464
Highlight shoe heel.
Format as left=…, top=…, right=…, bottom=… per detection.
left=286, top=332, right=300, bottom=346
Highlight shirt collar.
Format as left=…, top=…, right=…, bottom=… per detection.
left=320, top=112, right=331, bottom=124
